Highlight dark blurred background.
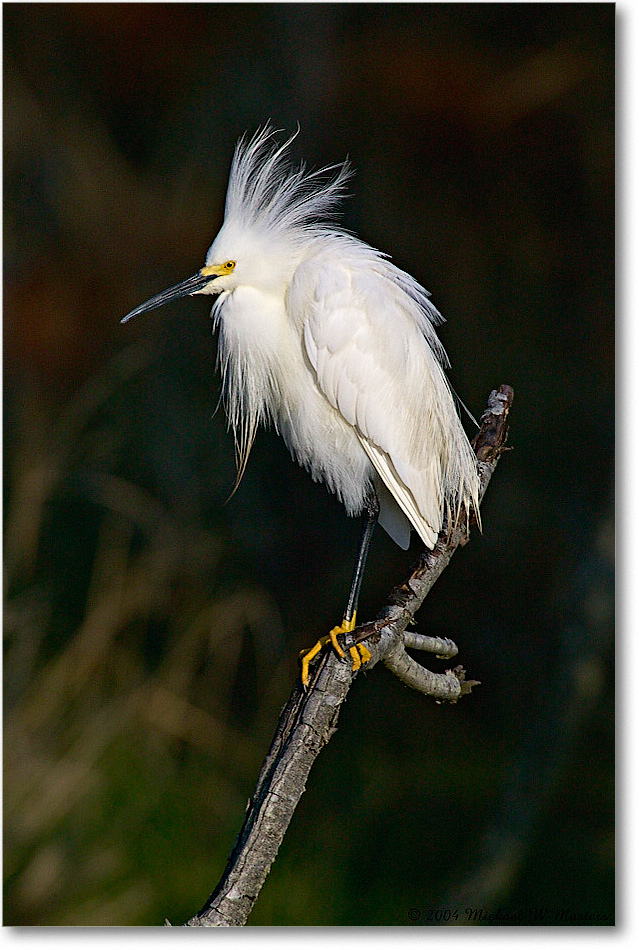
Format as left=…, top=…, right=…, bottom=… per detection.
left=4, top=2, right=614, bottom=927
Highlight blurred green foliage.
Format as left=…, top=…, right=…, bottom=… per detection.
left=4, top=3, right=613, bottom=926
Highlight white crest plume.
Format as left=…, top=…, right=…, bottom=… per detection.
left=224, top=124, right=352, bottom=239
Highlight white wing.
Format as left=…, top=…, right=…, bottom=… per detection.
left=294, top=252, right=478, bottom=550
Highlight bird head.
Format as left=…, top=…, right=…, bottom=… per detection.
left=121, top=224, right=302, bottom=325
left=121, top=125, right=350, bottom=324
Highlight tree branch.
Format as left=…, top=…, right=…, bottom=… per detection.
left=180, top=384, right=514, bottom=927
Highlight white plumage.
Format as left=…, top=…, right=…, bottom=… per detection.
left=123, top=126, right=480, bottom=552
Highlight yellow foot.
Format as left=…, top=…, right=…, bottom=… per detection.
left=299, top=615, right=372, bottom=686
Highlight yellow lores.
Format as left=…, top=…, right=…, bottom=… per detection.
left=122, top=126, right=479, bottom=688
left=201, top=261, right=236, bottom=278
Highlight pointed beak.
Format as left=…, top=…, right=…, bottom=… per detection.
left=121, top=271, right=217, bottom=324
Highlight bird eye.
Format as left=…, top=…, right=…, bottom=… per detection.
left=224, top=261, right=236, bottom=271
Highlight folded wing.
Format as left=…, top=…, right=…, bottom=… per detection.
left=296, top=254, right=478, bottom=550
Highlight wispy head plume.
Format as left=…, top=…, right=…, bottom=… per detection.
left=224, top=125, right=352, bottom=239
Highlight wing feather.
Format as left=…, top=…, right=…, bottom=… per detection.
left=296, top=253, right=478, bottom=548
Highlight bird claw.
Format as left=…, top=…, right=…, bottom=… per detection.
left=299, top=616, right=371, bottom=686
left=348, top=642, right=372, bottom=672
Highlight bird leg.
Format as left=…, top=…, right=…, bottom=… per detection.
left=300, top=493, right=379, bottom=686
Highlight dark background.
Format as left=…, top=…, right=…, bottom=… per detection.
left=4, top=3, right=614, bottom=927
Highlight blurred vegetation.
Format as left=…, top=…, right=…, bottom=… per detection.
left=4, top=3, right=613, bottom=927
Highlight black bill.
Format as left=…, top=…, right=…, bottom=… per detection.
left=121, top=271, right=215, bottom=324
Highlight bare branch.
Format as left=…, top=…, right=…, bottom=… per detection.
left=402, top=631, right=458, bottom=656
left=181, top=384, right=514, bottom=927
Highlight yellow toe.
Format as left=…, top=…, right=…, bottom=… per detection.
left=348, top=645, right=362, bottom=671
left=299, top=613, right=371, bottom=685
left=327, top=626, right=347, bottom=658
left=348, top=643, right=372, bottom=672
left=300, top=639, right=325, bottom=686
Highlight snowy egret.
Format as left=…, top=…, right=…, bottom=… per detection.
left=123, top=126, right=480, bottom=685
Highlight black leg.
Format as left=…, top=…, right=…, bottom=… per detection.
left=299, top=490, right=379, bottom=686
left=343, top=491, right=380, bottom=626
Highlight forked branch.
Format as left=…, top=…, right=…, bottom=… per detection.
left=180, top=384, right=514, bottom=927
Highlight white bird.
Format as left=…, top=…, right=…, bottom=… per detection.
left=123, top=126, right=480, bottom=684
